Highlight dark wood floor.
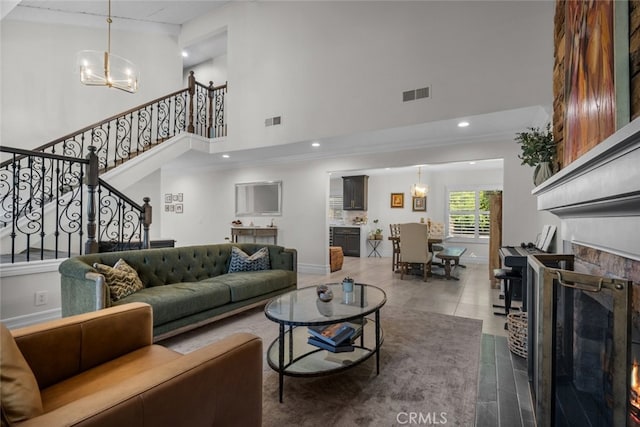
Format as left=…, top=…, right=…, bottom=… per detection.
left=476, top=334, right=535, bottom=426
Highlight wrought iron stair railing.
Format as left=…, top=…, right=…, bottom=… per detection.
left=0, top=72, right=227, bottom=174
left=0, top=72, right=225, bottom=263
left=0, top=146, right=151, bottom=263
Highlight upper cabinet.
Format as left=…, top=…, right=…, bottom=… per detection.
left=343, top=175, right=368, bottom=210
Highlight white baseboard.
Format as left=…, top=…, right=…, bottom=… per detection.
left=298, top=263, right=329, bottom=275
left=2, top=308, right=62, bottom=329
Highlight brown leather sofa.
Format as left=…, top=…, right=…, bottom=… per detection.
left=1, top=303, right=262, bottom=426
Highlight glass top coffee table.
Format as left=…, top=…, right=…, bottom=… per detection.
left=264, top=283, right=386, bottom=402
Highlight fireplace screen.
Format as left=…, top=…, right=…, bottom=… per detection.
left=529, top=254, right=631, bottom=426
left=554, top=274, right=616, bottom=425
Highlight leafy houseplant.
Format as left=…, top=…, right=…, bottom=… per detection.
left=514, top=123, right=557, bottom=185
left=371, top=219, right=383, bottom=240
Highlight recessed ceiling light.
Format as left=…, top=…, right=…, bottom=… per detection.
left=222, top=154, right=230, bottom=158
left=469, top=161, right=476, bottom=165
left=311, top=142, right=320, bottom=147
left=182, top=51, right=189, bottom=58
left=458, top=121, right=470, bottom=128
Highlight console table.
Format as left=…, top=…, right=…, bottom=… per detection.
left=231, top=226, right=278, bottom=244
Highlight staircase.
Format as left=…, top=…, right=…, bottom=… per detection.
left=0, top=72, right=226, bottom=263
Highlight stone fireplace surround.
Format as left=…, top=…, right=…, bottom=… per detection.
left=532, top=117, right=640, bottom=425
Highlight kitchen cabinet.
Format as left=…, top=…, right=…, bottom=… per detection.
left=343, top=175, right=368, bottom=210
left=331, top=227, right=361, bottom=257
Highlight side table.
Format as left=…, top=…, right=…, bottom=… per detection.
left=367, top=239, right=382, bottom=257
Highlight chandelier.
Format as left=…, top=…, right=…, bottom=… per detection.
left=76, top=0, right=139, bottom=93
left=411, top=166, right=428, bottom=197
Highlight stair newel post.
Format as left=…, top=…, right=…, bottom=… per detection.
left=85, top=146, right=99, bottom=254
left=187, top=71, right=195, bottom=134
left=207, top=81, right=214, bottom=138
left=142, top=197, right=152, bottom=249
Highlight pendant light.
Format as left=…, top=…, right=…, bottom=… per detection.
left=76, top=0, right=139, bottom=93
left=411, top=166, right=428, bottom=197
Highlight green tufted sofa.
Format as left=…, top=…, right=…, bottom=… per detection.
left=59, top=243, right=297, bottom=340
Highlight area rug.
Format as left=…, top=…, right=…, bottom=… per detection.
left=163, top=304, right=482, bottom=427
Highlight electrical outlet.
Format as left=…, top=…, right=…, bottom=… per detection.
left=34, top=291, right=48, bottom=306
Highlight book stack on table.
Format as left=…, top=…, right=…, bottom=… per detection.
left=307, top=320, right=364, bottom=353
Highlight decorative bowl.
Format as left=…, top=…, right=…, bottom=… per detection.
left=316, top=284, right=333, bottom=302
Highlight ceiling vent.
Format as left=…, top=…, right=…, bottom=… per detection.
left=265, top=116, right=282, bottom=127
left=403, top=86, right=431, bottom=102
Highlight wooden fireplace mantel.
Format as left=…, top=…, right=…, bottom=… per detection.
left=532, top=117, right=640, bottom=260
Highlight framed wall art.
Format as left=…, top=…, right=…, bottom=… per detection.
left=390, top=193, right=404, bottom=208
left=412, top=196, right=426, bottom=212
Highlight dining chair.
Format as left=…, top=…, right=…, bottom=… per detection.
left=398, top=222, right=433, bottom=281
left=389, top=223, right=401, bottom=271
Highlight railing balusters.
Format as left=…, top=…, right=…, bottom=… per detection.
left=10, top=157, right=18, bottom=263
left=188, top=71, right=195, bottom=133
left=54, top=158, right=60, bottom=258
left=85, top=146, right=98, bottom=254
left=1, top=72, right=225, bottom=263
left=39, top=155, right=45, bottom=261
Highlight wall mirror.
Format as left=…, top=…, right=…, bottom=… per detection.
left=235, top=181, right=282, bottom=216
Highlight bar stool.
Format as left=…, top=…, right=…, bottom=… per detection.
left=492, top=268, right=522, bottom=316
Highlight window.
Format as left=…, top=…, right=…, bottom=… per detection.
left=329, top=195, right=344, bottom=222
left=446, top=189, right=496, bottom=241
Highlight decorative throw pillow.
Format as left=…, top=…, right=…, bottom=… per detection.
left=0, top=323, right=43, bottom=424
left=93, top=258, right=144, bottom=302
left=228, top=246, right=271, bottom=273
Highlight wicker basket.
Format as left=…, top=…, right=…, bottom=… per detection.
left=507, top=311, right=528, bottom=359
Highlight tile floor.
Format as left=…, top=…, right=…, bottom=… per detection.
left=300, top=255, right=510, bottom=336
left=297, top=255, right=535, bottom=426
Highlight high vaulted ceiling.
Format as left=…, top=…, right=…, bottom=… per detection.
left=2, top=1, right=551, bottom=173
left=2, top=1, right=228, bottom=67
left=2, top=1, right=229, bottom=34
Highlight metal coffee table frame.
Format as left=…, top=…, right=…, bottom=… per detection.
left=264, top=283, right=386, bottom=402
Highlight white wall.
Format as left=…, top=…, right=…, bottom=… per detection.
left=183, top=54, right=228, bottom=87
left=160, top=160, right=330, bottom=273
left=180, top=1, right=554, bottom=151
left=121, top=169, right=163, bottom=240
left=159, top=137, right=534, bottom=271
left=0, top=262, right=62, bottom=328
left=1, top=20, right=183, bottom=149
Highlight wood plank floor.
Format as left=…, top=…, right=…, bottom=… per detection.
left=298, top=255, right=535, bottom=426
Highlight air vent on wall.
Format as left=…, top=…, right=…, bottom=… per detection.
left=403, top=90, right=416, bottom=102
left=403, top=86, right=431, bottom=102
left=416, top=86, right=430, bottom=99
left=265, top=116, right=282, bottom=127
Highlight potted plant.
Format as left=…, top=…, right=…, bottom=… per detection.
left=371, top=219, right=383, bottom=240
left=514, top=123, right=557, bottom=185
